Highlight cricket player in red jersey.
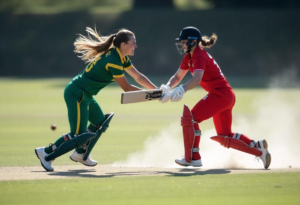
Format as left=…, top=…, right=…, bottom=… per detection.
left=160, top=26, right=271, bottom=169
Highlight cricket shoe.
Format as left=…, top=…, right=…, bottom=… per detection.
left=35, top=147, right=54, bottom=172
left=175, top=158, right=202, bottom=167
left=256, top=140, right=271, bottom=169
left=69, top=150, right=97, bottom=166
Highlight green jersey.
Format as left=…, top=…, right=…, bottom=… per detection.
left=72, top=47, right=133, bottom=95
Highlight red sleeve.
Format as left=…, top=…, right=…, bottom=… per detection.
left=193, top=54, right=207, bottom=71
left=179, top=54, right=190, bottom=70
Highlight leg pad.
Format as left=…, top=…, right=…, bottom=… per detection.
left=181, top=104, right=196, bottom=163
left=83, top=113, right=114, bottom=160
left=211, top=135, right=262, bottom=156
left=45, top=133, right=96, bottom=161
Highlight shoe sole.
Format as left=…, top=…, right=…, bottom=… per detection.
left=262, top=140, right=271, bottom=169
left=35, top=149, right=53, bottom=172
left=69, top=156, right=97, bottom=167
left=175, top=160, right=189, bottom=167
left=175, top=160, right=202, bottom=167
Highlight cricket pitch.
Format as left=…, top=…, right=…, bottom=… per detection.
left=1, top=165, right=299, bottom=181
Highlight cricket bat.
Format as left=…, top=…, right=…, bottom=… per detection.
left=121, top=89, right=163, bottom=104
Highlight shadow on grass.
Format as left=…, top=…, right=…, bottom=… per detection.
left=46, top=169, right=115, bottom=178
left=166, top=168, right=231, bottom=176
left=43, top=168, right=233, bottom=179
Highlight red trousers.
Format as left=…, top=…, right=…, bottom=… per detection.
left=190, top=87, right=255, bottom=160
left=191, top=87, right=235, bottom=136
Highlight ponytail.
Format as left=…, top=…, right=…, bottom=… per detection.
left=74, top=27, right=116, bottom=63
left=74, top=27, right=135, bottom=63
left=199, top=33, right=218, bottom=48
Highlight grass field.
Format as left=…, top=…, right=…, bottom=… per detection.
left=1, top=173, right=299, bottom=205
left=0, top=78, right=299, bottom=205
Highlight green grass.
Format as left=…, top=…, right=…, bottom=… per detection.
left=1, top=173, right=299, bottom=205
left=0, top=78, right=300, bottom=205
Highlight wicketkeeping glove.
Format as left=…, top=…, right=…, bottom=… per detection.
left=171, top=84, right=186, bottom=102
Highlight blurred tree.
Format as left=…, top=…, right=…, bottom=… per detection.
left=208, top=0, right=300, bottom=8
left=174, top=0, right=213, bottom=10
left=133, top=0, right=174, bottom=8
left=0, top=0, right=21, bottom=12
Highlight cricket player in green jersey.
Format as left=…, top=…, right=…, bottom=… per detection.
left=35, top=27, right=157, bottom=171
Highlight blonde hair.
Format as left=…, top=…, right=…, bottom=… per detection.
left=199, top=33, right=218, bottom=48
left=74, top=27, right=134, bottom=63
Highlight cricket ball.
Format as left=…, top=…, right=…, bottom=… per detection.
left=51, top=124, right=56, bottom=130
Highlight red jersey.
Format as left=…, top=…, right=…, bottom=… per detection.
left=179, top=46, right=231, bottom=92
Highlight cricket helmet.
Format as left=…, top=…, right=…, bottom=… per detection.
left=175, top=26, right=202, bottom=54
left=175, top=26, right=202, bottom=41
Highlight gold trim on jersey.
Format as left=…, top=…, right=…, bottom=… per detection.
left=116, top=47, right=126, bottom=64
left=76, top=101, right=80, bottom=135
left=113, top=74, right=124, bottom=78
left=105, top=63, right=123, bottom=71
left=124, top=65, right=132, bottom=70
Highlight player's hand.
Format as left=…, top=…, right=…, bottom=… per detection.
left=171, top=84, right=186, bottom=102
left=160, top=92, right=171, bottom=103
left=159, top=84, right=171, bottom=94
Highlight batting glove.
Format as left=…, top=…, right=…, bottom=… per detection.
left=159, top=84, right=171, bottom=94
left=160, top=92, right=171, bottom=103
left=171, top=84, right=186, bottom=102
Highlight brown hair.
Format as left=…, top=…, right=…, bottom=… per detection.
left=199, top=33, right=218, bottom=48
left=74, top=27, right=134, bottom=63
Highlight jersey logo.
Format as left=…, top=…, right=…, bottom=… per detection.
left=106, top=51, right=111, bottom=57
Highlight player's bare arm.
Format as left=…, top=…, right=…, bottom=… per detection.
left=158, top=68, right=188, bottom=103
left=167, top=68, right=188, bottom=88
left=183, top=70, right=203, bottom=91
left=114, top=75, right=141, bottom=92
left=125, top=66, right=157, bottom=89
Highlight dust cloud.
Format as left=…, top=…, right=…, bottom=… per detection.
left=113, top=123, right=184, bottom=167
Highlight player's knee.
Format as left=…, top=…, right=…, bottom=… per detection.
left=190, top=110, right=201, bottom=123
left=87, top=124, right=100, bottom=133
left=87, top=113, right=113, bottom=133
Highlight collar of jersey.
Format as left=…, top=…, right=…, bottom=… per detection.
left=115, top=47, right=126, bottom=64
left=190, top=46, right=201, bottom=59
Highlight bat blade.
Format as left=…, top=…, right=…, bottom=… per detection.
left=121, top=89, right=163, bottom=104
